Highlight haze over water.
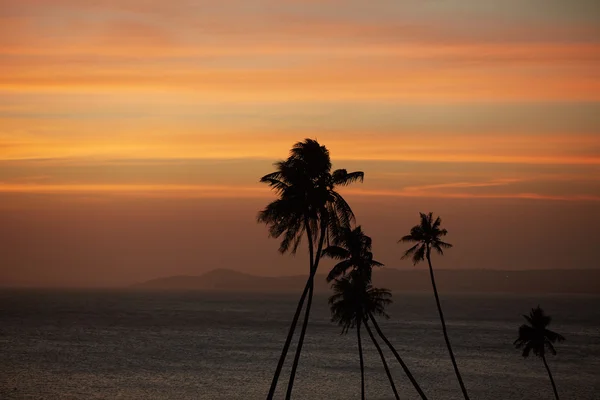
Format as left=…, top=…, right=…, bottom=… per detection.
left=2, top=290, right=598, bottom=399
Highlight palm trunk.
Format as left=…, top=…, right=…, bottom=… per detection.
left=285, top=221, right=327, bottom=399
left=357, top=320, right=365, bottom=400
left=265, top=276, right=310, bottom=399
left=364, top=318, right=400, bottom=400
left=426, top=248, right=470, bottom=400
left=542, top=355, right=560, bottom=400
left=368, top=312, right=428, bottom=399
left=266, top=219, right=315, bottom=400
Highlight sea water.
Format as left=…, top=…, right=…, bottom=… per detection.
left=1, top=290, right=599, bottom=399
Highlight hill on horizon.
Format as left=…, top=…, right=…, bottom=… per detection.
left=132, top=268, right=600, bottom=294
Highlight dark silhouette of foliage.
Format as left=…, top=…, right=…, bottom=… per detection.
left=329, top=275, right=392, bottom=332
left=399, top=212, right=469, bottom=400
left=329, top=275, right=398, bottom=399
left=258, top=139, right=363, bottom=399
left=514, top=306, right=565, bottom=400
left=323, top=225, right=383, bottom=283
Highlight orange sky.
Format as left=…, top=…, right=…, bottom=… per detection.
left=1, top=0, right=599, bottom=286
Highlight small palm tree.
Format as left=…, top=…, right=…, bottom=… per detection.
left=323, top=225, right=383, bottom=283
left=399, top=212, right=469, bottom=400
left=514, top=306, right=565, bottom=400
left=258, top=139, right=363, bottom=399
left=324, top=226, right=428, bottom=399
left=329, top=275, right=399, bottom=400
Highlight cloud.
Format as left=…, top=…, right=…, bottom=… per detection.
left=0, top=182, right=268, bottom=198
left=403, top=179, right=523, bottom=192
left=343, top=188, right=600, bottom=202
left=1, top=180, right=597, bottom=202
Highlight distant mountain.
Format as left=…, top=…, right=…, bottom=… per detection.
left=132, top=268, right=600, bottom=294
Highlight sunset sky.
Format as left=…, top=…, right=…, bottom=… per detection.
left=1, top=0, right=599, bottom=287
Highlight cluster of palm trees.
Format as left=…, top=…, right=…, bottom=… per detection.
left=258, top=139, right=565, bottom=399
left=326, top=226, right=428, bottom=400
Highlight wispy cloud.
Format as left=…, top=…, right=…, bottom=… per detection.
left=344, top=188, right=600, bottom=202
left=403, top=179, right=523, bottom=192
left=0, top=183, right=267, bottom=198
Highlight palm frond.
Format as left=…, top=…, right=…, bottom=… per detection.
left=545, top=329, right=566, bottom=343
left=321, top=245, right=351, bottom=260
left=398, top=233, right=418, bottom=243
left=370, top=259, right=384, bottom=267
left=332, top=169, right=365, bottom=186
left=412, top=244, right=426, bottom=264
left=327, top=260, right=355, bottom=282
left=401, top=243, right=420, bottom=260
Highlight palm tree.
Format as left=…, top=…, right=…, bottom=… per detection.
left=329, top=275, right=399, bottom=400
left=514, top=306, right=565, bottom=400
left=322, top=226, right=383, bottom=283
left=399, top=212, right=469, bottom=400
left=258, top=139, right=364, bottom=399
left=324, top=226, right=428, bottom=399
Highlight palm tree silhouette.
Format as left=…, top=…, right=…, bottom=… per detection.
left=329, top=275, right=399, bottom=400
left=399, top=212, right=469, bottom=400
left=324, top=225, right=428, bottom=399
left=514, top=306, right=565, bottom=400
left=258, top=139, right=363, bottom=399
left=323, top=226, right=383, bottom=283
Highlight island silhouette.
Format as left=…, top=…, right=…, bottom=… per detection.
left=132, top=268, right=600, bottom=294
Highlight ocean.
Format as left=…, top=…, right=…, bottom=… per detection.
left=1, top=290, right=599, bottom=399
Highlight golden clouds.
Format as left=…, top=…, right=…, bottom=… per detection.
left=0, top=0, right=599, bottom=203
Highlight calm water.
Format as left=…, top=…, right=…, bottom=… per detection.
left=1, top=290, right=599, bottom=399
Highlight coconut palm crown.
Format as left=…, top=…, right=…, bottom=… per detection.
left=514, top=306, right=566, bottom=358
left=400, top=212, right=452, bottom=264
left=323, top=226, right=383, bottom=283
left=329, top=274, right=392, bottom=333
left=258, top=139, right=364, bottom=256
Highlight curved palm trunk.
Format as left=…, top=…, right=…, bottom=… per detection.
left=266, top=220, right=315, bottom=400
left=285, top=223, right=327, bottom=399
left=368, top=313, right=428, bottom=400
left=364, top=318, right=400, bottom=400
left=265, top=277, right=311, bottom=399
left=542, top=355, right=560, bottom=400
left=285, top=280, right=314, bottom=400
left=426, top=249, right=470, bottom=400
left=357, top=320, right=365, bottom=400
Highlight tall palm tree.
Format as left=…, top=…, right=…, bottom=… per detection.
left=514, top=306, right=565, bottom=400
left=399, top=212, right=470, bottom=400
left=258, top=139, right=363, bottom=399
left=329, top=275, right=399, bottom=400
left=324, top=226, right=428, bottom=399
